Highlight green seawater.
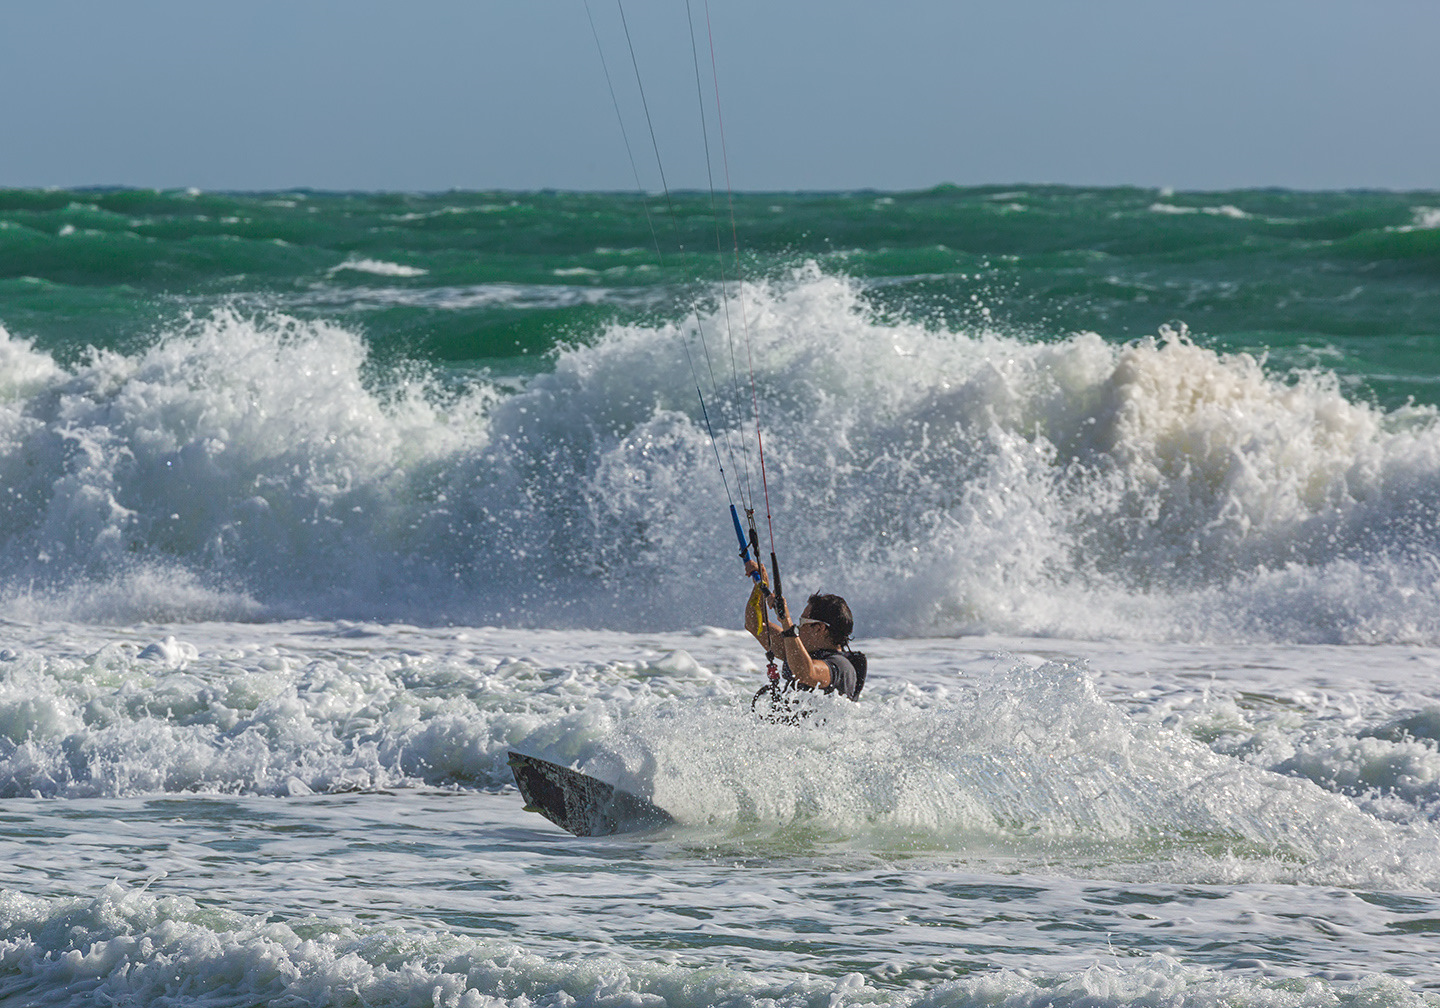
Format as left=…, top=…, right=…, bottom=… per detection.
left=1, top=185, right=1437, bottom=405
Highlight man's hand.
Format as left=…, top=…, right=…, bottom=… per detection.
left=770, top=593, right=791, bottom=626
left=744, top=559, right=770, bottom=589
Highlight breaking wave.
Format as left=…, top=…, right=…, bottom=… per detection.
left=3, top=629, right=1438, bottom=891
left=1, top=266, right=1438, bottom=642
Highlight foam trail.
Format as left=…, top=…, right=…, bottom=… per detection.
left=3, top=626, right=1438, bottom=891
left=1, top=267, right=1439, bottom=641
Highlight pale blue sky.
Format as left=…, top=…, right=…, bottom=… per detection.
left=3, top=1, right=1436, bottom=192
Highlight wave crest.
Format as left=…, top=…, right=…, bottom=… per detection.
left=1, top=269, right=1438, bottom=642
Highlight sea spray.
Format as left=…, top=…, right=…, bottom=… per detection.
left=3, top=628, right=1438, bottom=891
left=1, top=268, right=1439, bottom=641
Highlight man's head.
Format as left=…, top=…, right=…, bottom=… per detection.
left=803, top=593, right=853, bottom=649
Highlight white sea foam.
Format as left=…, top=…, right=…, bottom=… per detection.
left=386, top=203, right=516, bottom=221
left=1149, top=202, right=1251, bottom=219
left=284, top=281, right=656, bottom=312
left=0, top=268, right=1438, bottom=642
left=1, top=622, right=1439, bottom=996
left=1, top=622, right=1436, bottom=892
left=325, top=257, right=429, bottom=278
left=0, top=882, right=1430, bottom=1008
left=1410, top=207, right=1440, bottom=229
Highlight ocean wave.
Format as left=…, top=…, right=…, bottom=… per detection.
left=280, top=280, right=662, bottom=312
left=1, top=267, right=1439, bottom=641
left=325, top=258, right=429, bottom=278
left=2, top=633, right=1435, bottom=890
left=1149, top=202, right=1251, bottom=219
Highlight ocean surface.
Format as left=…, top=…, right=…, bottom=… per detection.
left=2, top=185, right=1440, bottom=1005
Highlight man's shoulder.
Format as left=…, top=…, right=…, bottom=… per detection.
left=819, top=650, right=860, bottom=700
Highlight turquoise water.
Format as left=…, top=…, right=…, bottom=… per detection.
left=4, top=186, right=1438, bottom=403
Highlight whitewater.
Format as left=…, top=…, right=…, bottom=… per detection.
left=3, top=247, right=1440, bottom=1002
left=3, top=266, right=1440, bottom=641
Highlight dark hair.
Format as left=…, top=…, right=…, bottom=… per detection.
left=807, top=593, right=853, bottom=647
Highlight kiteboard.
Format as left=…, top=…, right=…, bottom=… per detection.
left=507, top=751, right=674, bottom=837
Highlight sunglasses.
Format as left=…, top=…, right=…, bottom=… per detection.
left=798, top=617, right=827, bottom=628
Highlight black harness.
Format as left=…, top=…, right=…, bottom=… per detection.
left=751, top=647, right=867, bottom=721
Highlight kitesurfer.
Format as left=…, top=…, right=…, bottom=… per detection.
left=743, top=561, right=864, bottom=701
